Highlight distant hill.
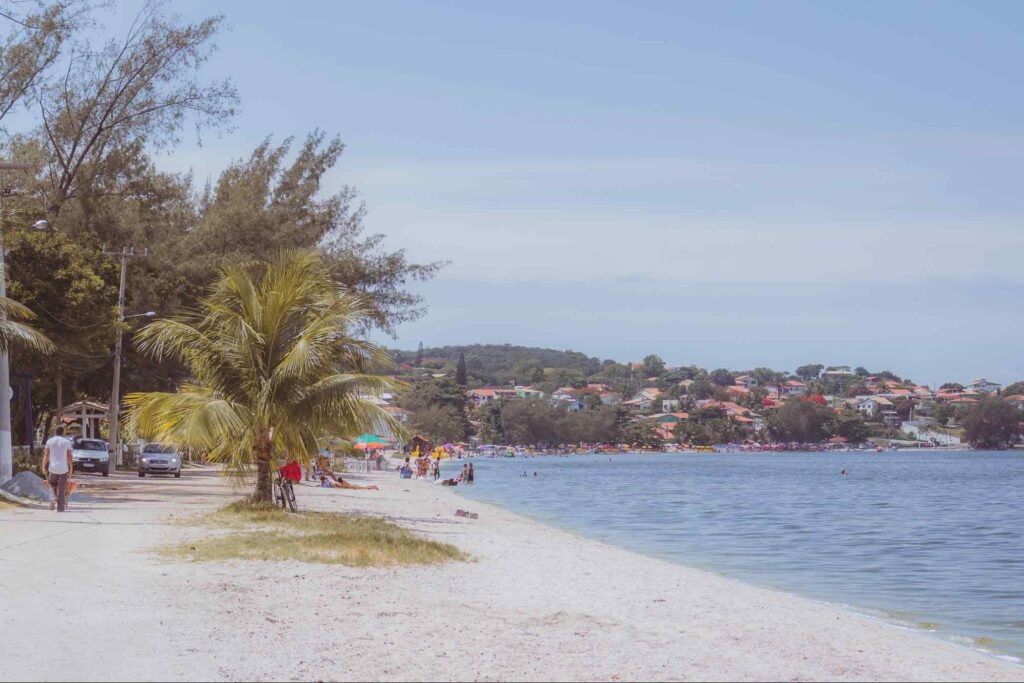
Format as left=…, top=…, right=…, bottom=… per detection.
left=392, top=343, right=606, bottom=387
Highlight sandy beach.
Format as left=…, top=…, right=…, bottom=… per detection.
left=1, top=467, right=1021, bottom=682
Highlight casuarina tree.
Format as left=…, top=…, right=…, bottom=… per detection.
left=125, top=250, right=404, bottom=502
left=455, top=351, right=467, bottom=386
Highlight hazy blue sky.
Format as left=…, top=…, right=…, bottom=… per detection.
left=121, top=1, right=1023, bottom=384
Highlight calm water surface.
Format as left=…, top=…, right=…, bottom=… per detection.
left=446, top=451, right=1024, bottom=660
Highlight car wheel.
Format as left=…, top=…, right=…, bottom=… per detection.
left=138, top=471, right=145, bottom=477
left=102, top=464, right=110, bottom=477
left=174, top=469, right=181, bottom=479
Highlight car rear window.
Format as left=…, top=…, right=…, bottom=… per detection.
left=76, top=439, right=107, bottom=452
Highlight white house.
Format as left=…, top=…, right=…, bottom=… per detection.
left=969, top=378, right=1002, bottom=394
left=734, top=375, right=758, bottom=388
left=661, top=398, right=681, bottom=412
left=780, top=380, right=807, bottom=397
left=857, top=396, right=893, bottom=416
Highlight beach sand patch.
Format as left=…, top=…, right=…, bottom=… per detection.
left=161, top=501, right=467, bottom=567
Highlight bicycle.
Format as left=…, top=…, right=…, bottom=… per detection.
left=274, top=474, right=298, bottom=513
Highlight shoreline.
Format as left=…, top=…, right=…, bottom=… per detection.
left=2, top=469, right=1022, bottom=681
left=334, top=470, right=1023, bottom=681
left=437, top=474, right=1022, bottom=670
left=440, top=465, right=1020, bottom=666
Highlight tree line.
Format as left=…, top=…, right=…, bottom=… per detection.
left=1, top=2, right=440, bottom=442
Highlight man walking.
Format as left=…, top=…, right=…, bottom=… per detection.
left=41, top=426, right=73, bottom=512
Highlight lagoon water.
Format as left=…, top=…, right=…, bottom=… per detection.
left=447, top=450, right=1024, bottom=660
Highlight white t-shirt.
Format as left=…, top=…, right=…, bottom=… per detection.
left=46, top=436, right=73, bottom=475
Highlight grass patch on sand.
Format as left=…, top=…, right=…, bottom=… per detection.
left=163, top=500, right=466, bottom=567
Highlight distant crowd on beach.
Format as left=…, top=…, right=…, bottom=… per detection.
left=398, top=453, right=474, bottom=486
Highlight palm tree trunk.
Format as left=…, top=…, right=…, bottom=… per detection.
left=253, top=433, right=274, bottom=503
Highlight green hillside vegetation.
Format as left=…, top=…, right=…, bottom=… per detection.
left=392, top=344, right=610, bottom=392
left=390, top=344, right=1024, bottom=447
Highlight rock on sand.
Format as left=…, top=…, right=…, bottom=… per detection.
left=1, top=471, right=50, bottom=501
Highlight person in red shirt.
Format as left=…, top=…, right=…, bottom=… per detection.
left=279, top=460, right=302, bottom=482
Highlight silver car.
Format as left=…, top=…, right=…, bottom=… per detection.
left=72, top=438, right=110, bottom=477
left=138, top=443, right=182, bottom=478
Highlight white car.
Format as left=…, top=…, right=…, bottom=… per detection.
left=138, top=443, right=182, bottom=478
left=72, top=438, right=110, bottom=477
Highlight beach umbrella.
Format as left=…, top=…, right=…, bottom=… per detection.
left=352, top=434, right=390, bottom=450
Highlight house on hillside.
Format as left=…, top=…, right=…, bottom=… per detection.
left=969, top=378, right=1002, bottom=394
left=468, top=388, right=497, bottom=406
left=515, top=386, right=545, bottom=399
left=661, top=398, right=681, bottom=412
left=726, top=385, right=750, bottom=399
left=551, top=387, right=583, bottom=412
left=468, top=387, right=519, bottom=406
left=734, top=375, right=758, bottom=388
left=551, top=387, right=577, bottom=401
left=623, top=388, right=661, bottom=411
left=600, top=392, right=621, bottom=406
left=857, top=396, right=893, bottom=417
left=1004, top=395, right=1024, bottom=412
left=822, top=366, right=854, bottom=380
left=780, top=380, right=807, bottom=397
left=631, top=388, right=662, bottom=402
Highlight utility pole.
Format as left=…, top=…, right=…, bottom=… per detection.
left=0, top=161, right=32, bottom=484
left=104, top=246, right=147, bottom=472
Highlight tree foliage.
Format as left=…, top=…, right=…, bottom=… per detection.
left=960, top=397, right=1022, bottom=449
left=455, top=351, right=467, bottom=386
left=641, top=354, right=665, bottom=377
left=795, top=364, right=824, bottom=381
left=125, top=250, right=404, bottom=501
left=620, top=420, right=663, bottom=448
left=708, top=368, right=735, bottom=386
left=769, top=399, right=833, bottom=443
left=1002, top=381, right=1024, bottom=397
left=410, top=405, right=466, bottom=444
left=1, top=3, right=441, bottom=437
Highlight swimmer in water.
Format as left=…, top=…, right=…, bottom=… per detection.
left=841, top=469, right=848, bottom=476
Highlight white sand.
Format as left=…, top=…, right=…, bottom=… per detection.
left=1, top=468, right=1021, bottom=682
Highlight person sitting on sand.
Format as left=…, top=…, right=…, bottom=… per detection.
left=319, top=474, right=379, bottom=491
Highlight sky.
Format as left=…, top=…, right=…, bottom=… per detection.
left=112, top=0, right=1024, bottom=384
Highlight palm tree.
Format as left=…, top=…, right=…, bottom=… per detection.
left=125, top=250, right=405, bottom=502
left=0, top=297, right=54, bottom=354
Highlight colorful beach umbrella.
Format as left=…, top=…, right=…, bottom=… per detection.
left=352, top=434, right=390, bottom=450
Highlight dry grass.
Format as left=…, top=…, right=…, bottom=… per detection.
left=163, top=500, right=466, bottom=567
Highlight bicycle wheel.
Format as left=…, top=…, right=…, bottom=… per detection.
left=274, top=481, right=286, bottom=510
left=285, top=481, right=297, bottom=513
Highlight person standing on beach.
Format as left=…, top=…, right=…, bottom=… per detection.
left=41, top=426, right=74, bottom=512
left=467, top=462, right=474, bottom=484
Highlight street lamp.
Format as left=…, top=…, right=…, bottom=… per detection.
left=0, top=161, right=34, bottom=484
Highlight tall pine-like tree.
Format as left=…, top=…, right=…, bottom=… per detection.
left=456, top=351, right=468, bottom=386
left=415, top=342, right=424, bottom=366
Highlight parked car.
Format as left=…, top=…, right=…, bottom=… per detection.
left=71, top=437, right=110, bottom=477
left=138, top=443, right=182, bottom=478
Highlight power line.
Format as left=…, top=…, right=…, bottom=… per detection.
left=33, top=302, right=111, bottom=330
